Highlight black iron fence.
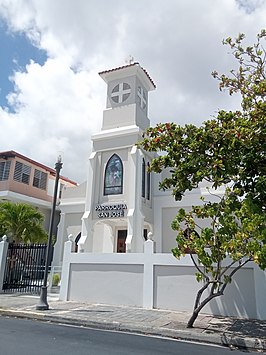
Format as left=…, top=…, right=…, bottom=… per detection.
left=3, top=243, right=47, bottom=294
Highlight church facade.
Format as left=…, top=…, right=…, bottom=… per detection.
left=53, top=62, right=210, bottom=265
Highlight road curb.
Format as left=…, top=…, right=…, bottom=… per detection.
left=0, top=308, right=265, bottom=351
left=221, top=332, right=266, bottom=352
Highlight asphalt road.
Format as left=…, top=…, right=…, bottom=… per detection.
left=0, top=316, right=257, bottom=354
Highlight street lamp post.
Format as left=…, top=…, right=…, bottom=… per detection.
left=36, top=155, right=63, bottom=310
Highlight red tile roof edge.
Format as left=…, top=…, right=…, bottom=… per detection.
left=0, top=150, right=77, bottom=185
left=99, top=62, right=156, bottom=89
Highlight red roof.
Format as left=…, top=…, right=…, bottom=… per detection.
left=99, top=62, right=156, bottom=89
left=0, top=150, right=77, bottom=185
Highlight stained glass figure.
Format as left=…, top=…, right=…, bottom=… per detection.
left=104, top=154, right=123, bottom=195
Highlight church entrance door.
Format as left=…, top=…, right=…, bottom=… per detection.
left=117, top=230, right=127, bottom=253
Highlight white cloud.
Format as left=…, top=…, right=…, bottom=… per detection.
left=0, top=0, right=266, bottom=182
left=236, top=0, right=266, bottom=13
left=2, top=58, right=104, bottom=181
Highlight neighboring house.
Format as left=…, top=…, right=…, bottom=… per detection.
left=0, top=150, right=77, bottom=236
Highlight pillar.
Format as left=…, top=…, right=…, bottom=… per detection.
left=0, top=236, right=8, bottom=292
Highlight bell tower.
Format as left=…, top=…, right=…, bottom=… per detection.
left=99, top=62, right=155, bottom=130
left=79, top=62, right=156, bottom=254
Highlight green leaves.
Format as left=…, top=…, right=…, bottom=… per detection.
left=0, top=201, right=48, bottom=244
left=140, top=110, right=249, bottom=198
left=139, top=29, right=266, bottom=328
left=139, top=30, right=266, bottom=309
left=171, top=186, right=266, bottom=269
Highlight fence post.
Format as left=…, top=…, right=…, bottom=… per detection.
left=0, top=236, right=9, bottom=293
left=59, top=234, right=75, bottom=301
left=143, top=234, right=155, bottom=309
left=253, top=264, right=266, bottom=320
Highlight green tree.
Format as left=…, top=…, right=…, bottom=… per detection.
left=139, top=30, right=266, bottom=328
left=0, top=201, right=48, bottom=244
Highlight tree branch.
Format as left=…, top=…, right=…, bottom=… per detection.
left=190, top=254, right=207, bottom=279
left=220, top=257, right=251, bottom=294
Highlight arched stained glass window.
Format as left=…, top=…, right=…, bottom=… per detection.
left=104, top=154, right=123, bottom=195
left=142, top=158, right=146, bottom=198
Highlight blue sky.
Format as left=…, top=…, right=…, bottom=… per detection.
left=0, top=0, right=265, bottom=182
left=0, top=21, right=47, bottom=110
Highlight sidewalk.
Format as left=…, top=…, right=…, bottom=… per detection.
left=0, top=293, right=265, bottom=352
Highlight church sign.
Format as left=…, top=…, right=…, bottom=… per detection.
left=95, top=203, right=127, bottom=219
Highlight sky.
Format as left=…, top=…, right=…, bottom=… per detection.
left=0, top=0, right=265, bottom=183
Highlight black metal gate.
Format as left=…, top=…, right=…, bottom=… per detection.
left=3, top=243, right=47, bottom=294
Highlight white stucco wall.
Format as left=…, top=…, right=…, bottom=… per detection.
left=53, top=211, right=84, bottom=266
left=68, top=263, right=143, bottom=306
left=60, top=240, right=265, bottom=319
left=154, top=265, right=257, bottom=318
left=92, top=223, right=114, bottom=253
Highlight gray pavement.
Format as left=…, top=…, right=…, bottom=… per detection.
left=0, top=292, right=265, bottom=352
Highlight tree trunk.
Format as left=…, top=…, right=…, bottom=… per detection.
left=187, top=309, right=200, bottom=328
left=187, top=289, right=223, bottom=328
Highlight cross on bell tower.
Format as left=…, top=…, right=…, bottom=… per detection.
left=110, top=82, right=131, bottom=104
left=137, top=86, right=147, bottom=109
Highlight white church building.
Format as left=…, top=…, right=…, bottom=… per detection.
left=53, top=62, right=210, bottom=262
left=54, top=63, right=266, bottom=320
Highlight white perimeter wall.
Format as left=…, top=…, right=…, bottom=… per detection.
left=69, top=263, right=143, bottom=306
left=60, top=239, right=266, bottom=320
